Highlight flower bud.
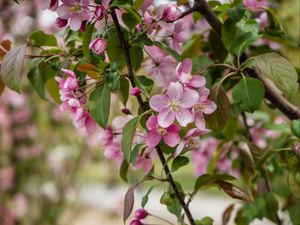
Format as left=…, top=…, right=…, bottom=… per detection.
left=49, top=0, right=59, bottom=11
left=80, top=21, right=87, bottom=32
left=162, top=4, right=181, bottom=22
left=130, top=87, right=142, bottom=96
left=122, top=108, right=131, bottom=115
left=94, top=5, right=107, bottom=20
left=55, top=17, right=68, bottom=28
left=130, top=220, right=144, bottom=225
left=89, top=38, right=107, bottom=55
left=135, top=208, right=148, bottom=220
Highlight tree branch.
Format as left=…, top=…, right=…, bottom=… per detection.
left=110, top=8, right=196, bottom=225
left=193, top=0, right=300, bottom=120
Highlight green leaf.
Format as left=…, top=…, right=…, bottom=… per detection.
left=217, top=181, right=252, bottom=202
left=204, top=83, right=230, bottom=130
left=134, top=75, right=154, bottom=94
left=82, top=23, right=94, bottom=61
left=251, top=53, right=299, bottom=100
left=106, top=29, right=126, bottom=69
left=255, top=148, right=290, bottom=169
left=232, top=77, right=265, bottom=112
left=45, top=77, right=61, bottom=104
left=122, top=12, right=140, bottom=30
left=119, top=159, right=129, bottom=182
left=123, top=186, right=135, bottom=223
left=88, top=83, right=111, bottom=128
left=1, top=45, right=26, bottom=92
left=265, top=8, right=284, bottom=38
left=131, top=143, right=143, bottom=166
left=182, top=34, right=202, bottom=58
left=121, top=116, right=141, bottom=163
left=208, top=30, right=228, bottom=62
left=194, top=173, right=236, bottom=190
left=171, top=156, right=189, bottom=172
left=118, top=76, right=130, bottom=106
left=27, top=63, right=45, bottom=99
left=153, top=41, right=181, bottom=62
left=291, top=120, right=300, bottom=139
left=29, top=31, right=57, bottom=47
left=130, top=46, right=143, bottom=70
left=141, top=185, right=156, bottom=208
left=195, top=217, right=214, bottom=225
left=227, top=4, right=245, bottom=21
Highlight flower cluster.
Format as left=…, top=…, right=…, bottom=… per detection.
left=55, top=69, right=97, bottom=133
left=147, top=58, right=216, bottom=151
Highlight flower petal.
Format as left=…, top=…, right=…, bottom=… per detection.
left=56, top=4, right=72, bottom=19
left=146, top=115, right=158, bottom=130
left=149, top=95, right=169, bottom=112
left=195, top=112, right=205, bottom=129
left=188, top=75, right=206, bottom=88
left=201, top=100, right=217, bottom=114
left=166, top=82, right=183, bottom=100
left=158, top=108, right=176, bottom=128
left=175, top=108, right=194, bottom=127
left=69, top=16, right=82, bottom=31
left=179, top=88, right=199, bottom=108
left=162, top=130, right=180, bottom=147
left=146, top=130, right=161, bottom=148
left=176, top=58, right=192, bottom=76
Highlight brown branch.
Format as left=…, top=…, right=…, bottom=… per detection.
left=110, top=7, right=196, bottom=225
left=193, top=0, right=300, bottom=120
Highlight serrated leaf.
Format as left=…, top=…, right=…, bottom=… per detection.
left=121, top=116, right=140, bottom=162
left=251, top=53, right=299, bottom=100
left=232, top=77, right=265, bottom=112
left=171, top=156, right=189, bottom=172
left=88, top=83, right=111, bottom=128
left=123, top=186, right=135, bottom=223
left=1, top=45, right=26, bottom=92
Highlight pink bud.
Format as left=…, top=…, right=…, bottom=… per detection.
left=162, top=4, right=181, bottom=22
left=49, top=0, right=59, bottom=11
left=130, top=220, right=144, bottom=225
left=55, top=17, right=68, bottom=28
left=122, top=108, right=131, bottom=115
left=80, top=21, right=87, bottom=32
left=130, top=87, right=142, bottom=96
left=89, top=38, right=107, bottom=55
left=94, top=5, right=107, bottom=20
left=135, top=208, right=148, bottom=220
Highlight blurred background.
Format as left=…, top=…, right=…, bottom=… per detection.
left=0, top=0, right=299, bottom=225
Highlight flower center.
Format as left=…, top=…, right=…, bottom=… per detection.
left=187, top=138, right=199, bottom=150
left=194, top=103, right=204, bottom=113
left=156, top=126, right=167, bottom=135
left=69, top=4, right=81, bottom=14
left=168, top=99, right=180, bottom=111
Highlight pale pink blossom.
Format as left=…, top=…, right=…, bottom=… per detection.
left=94, top=5, right=107, bottom=20
left=41, top=0, right=59, bottom=11
left=89, top=38, right=107, bottom=55
left=150, top=82, right=199, bottom=128
left=56, top=0, right=91, bottom=31
left=176, top=58, right=206, bottom=89
left=161, top=4, right=181, bottom=22
left=0, top=167, right=15, bottom=191
left=145, top=115, right=180, bottom=148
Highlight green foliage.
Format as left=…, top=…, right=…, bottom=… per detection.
left=0, top=45, right=26, bottom=92
left=134, top=75, right=154, bottom=95
left=119, top=159, right=129, bottom=182
left=232, top=77, right=265, bottom=112
left=88, top=83, right=111, bottom=128
left=121, top=116, right=141, bottom=163
left=194, top=173, right=236, bottom=190
left=171, top=156, right=189, bottom=172
left=291, top=120, right=300, bottom=138
left=153, top=41, right=181, bottom=62
left=29, top=31, right=57, bottom=47
left=251, top=53, right=299, bottom=100
left=195, top=217, right=214, bottom=225
left=82, top=23, right=94, bottom=61
left=118, top=76, right=130, bottom=106
left=227, top=4, right=245, bottom=21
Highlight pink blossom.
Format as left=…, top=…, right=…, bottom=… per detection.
left=56, top=0, right=91, bottom=31
left=144, top=45, right=177, bottom=88
left=158, top=4, right=181, bottom=22
left=134, top=148, right=154, bottom=174
left=94, top=5, right=107, bottom=20
left=243, top=0, right=269, bottom=12
left=193, top=88, right=217, bottom=129
left=13, top=194, right=28, bottom=219
left=55, top=17, right=68, bottom=28
left=41, top=0, right=59, bottom=11
left=130, top=220, right=144, bottom=225
left=130, top=87, right=142, bottom=96
left=145, top=115, right=180, bottom=148
left=150, top=82, right=199, bottom=128
left=176, top=58, right=206, bottom=89
left=89, top=38, right=107, bottom=55
left=135, top=208, right=148, bottom=219
left=0, top=167, right=15, bottom=191
left=175, top=128, right=210, bottom=156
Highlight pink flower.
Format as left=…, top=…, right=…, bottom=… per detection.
left=176, top=58, right=206, bottom=88
left=145, top=115, right=180, bottom=148
left=144, top=45, right=177, bottom=88
left=193, top=88, right=217, bottom=129
left=150, top=82, right=199, bottom=128
left=135, top=208, right=148, bottom=219
left=175, top=128, right=210, bottom=156
left=89, top=38, right=107, bottom=55
left=130, top=87, right=142, bottom=96
left=134, top=149, right=154, bottom=174
left=94, top=5, right=107, bottom=20
left=55, top=17, right=68, bottom=28
left=243, top=0, right=269, bottom=12
left=56, top=0, right=91, bottom=31
left=41, top=0, right=59, bottom=11
left=161, top=4, right=181, bottom=22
